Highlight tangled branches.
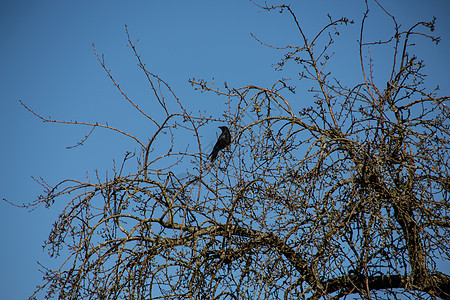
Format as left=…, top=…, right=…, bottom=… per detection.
left=22, top=2, right=449, bottom=300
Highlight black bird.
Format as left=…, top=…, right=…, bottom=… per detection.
left=209, top=126, right=231, bottom=162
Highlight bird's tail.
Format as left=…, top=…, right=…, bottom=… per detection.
left=209, top=150, right=219, bottom=162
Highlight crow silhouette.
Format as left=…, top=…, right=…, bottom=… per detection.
left=209, top=126, right=231, bottom=162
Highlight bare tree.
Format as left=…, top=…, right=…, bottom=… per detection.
left=19, top=2, right=449, bottom=299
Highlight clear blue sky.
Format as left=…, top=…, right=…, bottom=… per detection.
left=1, top=1, right=449, bottom=299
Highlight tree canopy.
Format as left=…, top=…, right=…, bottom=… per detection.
left=22, top=2, right=449, bottom=299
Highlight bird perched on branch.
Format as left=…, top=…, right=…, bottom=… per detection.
left=209, top=126, right=231, bottom=162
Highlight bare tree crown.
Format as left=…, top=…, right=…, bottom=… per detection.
left=18, top=2, right=449, bottom=299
